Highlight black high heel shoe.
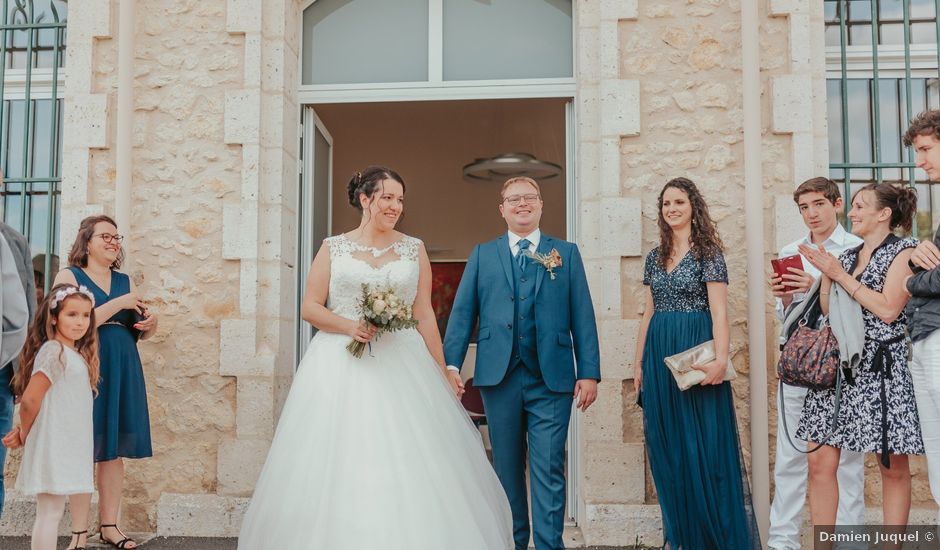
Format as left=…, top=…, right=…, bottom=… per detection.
left=98, top=524, right=137, bottom=549
left=66, top=529, right=87, bottom=550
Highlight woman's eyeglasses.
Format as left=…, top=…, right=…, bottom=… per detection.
left=94, top=233, right=124, bottom=244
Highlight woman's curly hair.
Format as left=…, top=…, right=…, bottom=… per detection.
left=657, top=177, right=724, bottom=269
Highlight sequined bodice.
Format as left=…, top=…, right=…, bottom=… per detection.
left=325, top=234, right=421, bottom=320
left=643, top=247, right=729, bottom=312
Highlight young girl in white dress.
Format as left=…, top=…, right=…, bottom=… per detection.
left=2, top=284, right=100, bottom=550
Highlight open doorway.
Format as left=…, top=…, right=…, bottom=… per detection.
left=320, top=98, right=567, bottom=246
left=297, top=98, right=570, bottom=351
left=296, top=97, right=580, bottom=527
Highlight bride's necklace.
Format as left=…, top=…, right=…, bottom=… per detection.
left=345, top=233, right=398, bottom=258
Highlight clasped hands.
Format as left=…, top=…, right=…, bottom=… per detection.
left=444, top=371, right=597, bottom=412
left=797, top=243, right=845, bottom=279
left=118, top=291, right=157, bottom=332
left=446, top=370, right=465, bottom=399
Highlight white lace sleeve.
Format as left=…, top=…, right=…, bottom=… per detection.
left=32, top=341, right=67, bottom=384
left=325, top=235, right=355, bottom=260
left=396, top=236, right=422, bottom=262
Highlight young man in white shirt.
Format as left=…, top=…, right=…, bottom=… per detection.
left=767, top=177, right=865, bottom=550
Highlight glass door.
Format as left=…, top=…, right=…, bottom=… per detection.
left=296, top=107, right=333, bottom=362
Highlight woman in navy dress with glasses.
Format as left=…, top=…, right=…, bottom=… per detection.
left=56, top=215, right=156, bottom=550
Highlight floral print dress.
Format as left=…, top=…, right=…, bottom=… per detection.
left=798, top=235, right=924, bottom=464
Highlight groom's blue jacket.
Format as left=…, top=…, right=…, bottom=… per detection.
left=443, top=233, right=600, bottom=393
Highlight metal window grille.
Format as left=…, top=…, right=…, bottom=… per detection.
left=826, top=0, right=940, bottom=240
left=825, top=0, right=938, bottom=45
left=0, top=0, right=66, bottom=294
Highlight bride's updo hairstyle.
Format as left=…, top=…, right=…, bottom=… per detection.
left=346, top=166, right=406, bottom=211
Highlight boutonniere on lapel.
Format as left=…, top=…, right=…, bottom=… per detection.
left=524, top=248, right=563, bottom=280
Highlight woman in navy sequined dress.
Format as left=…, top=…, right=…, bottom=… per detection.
left=56, top=215, right=156, bottom=550
left=633, top=178, right=759, bottom=549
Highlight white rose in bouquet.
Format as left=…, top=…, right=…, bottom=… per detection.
left=348, top=283, right=419, bottom=358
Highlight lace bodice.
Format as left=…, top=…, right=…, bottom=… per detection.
left=324, top=234, right=422, bottom=320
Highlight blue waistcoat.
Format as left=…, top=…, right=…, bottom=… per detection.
left=510, top=248, right=540, bottom=374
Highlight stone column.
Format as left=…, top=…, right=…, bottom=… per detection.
left=575, top=0, right=650, bottom=546
left=156, top=0, right=299, bottom=535
left=58, top=0, right=112, bottom=244
left=769, top=0, right=832, bottom=251
left=578, top=0, right=795, bottom=545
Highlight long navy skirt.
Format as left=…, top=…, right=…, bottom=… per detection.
left=640, top=311, right=760, bottom=549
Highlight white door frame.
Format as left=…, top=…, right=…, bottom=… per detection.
left=296, top=0, right=583, bottom=524
left=296, top=107, right=333, bottom=364
left=297, top=95, right=583, bottom=525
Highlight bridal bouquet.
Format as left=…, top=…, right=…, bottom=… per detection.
left=346, top=283, right=419, bottom=358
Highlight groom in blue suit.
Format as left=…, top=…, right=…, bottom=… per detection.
left=444, top=177, right=600, bottom=550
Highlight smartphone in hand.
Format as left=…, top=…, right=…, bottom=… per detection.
left=771, top=254, right=804, bottom=279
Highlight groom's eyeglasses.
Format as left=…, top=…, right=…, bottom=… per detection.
left=503, top=194, right=541, bottom=206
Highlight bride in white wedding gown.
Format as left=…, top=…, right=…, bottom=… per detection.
left=237, top=167, right=513, bottom=550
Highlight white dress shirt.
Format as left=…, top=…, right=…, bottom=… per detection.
left=774, top=223, right=862, bottom=320
left=508, top=229, right=541, bottom=258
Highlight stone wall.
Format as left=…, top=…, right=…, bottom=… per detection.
left=100, top=0, right=245, bottom=531
left=157, top=0, right=303, bottom=535
left=3, top=0, right=249, bottom=534
left=575, top=0, right=770, bottom=544
left=4, top=0, right=936, bottom=542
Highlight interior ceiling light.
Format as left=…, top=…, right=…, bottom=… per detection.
left=462, top=153, right=562, bottom=182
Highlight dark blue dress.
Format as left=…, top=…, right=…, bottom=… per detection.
left=69, top=267, right=152, bottom=462
left=640, top=248, right=759, bottom=549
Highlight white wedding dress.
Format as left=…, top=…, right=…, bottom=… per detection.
left=237, top=234, right=513, bottom=550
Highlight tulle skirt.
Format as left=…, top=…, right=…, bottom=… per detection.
left=237, top=328, right=513, bottom=550
left=640, top=311, right=760, bottom=550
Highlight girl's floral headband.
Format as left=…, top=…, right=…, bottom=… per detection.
left=50, top=286, right=96, bottom=309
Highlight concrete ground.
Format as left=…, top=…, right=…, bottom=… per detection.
left=0, top=537, right=645, bottom=549
left=0, top=536, right=232, bottom=549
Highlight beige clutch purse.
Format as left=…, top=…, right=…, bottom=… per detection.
left=663, top=340, right=737, bottom=391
